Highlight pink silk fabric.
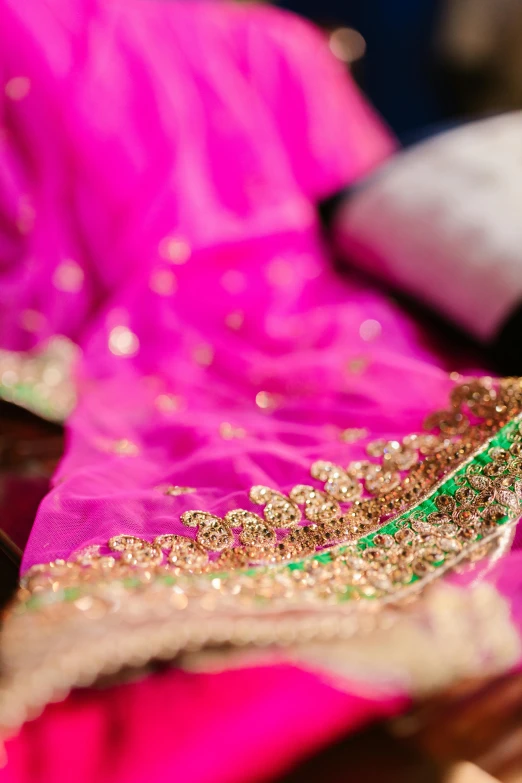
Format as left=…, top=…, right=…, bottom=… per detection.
left=0, top=0, right=504, bottom=780
left=2, top=667, right=406, bottom=783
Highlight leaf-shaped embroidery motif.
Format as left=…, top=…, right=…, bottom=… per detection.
left=181, top=511, right=233, bottom=551
left=249, top=486, right=301, bottom=527
left=155, top=534, right=209, bottom=570
left=468, top=474, right=492, bottom=492
left=225, top=509, right=276, bottom=550
left=495, top=489, right=521, bottom=516
left=310, top=461, right=361, bottom=502
left=108, top=534, right=163, bottom=565
left=289, top=484, right=340, bottom=523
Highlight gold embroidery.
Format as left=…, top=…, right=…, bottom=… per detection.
left=150, top=379, right=522, bottom=569
left=163, top=485, right=197, bottom=496
left=17, top=504, right=517, bottom=608
left=228, top=509, right=276, bottom=559
left=108, top=535, right=163, bottom=565
left=310, top=461, right=361, bottom=501
left=155, top=534, right=209, bottom=570
left=339, top=427, right=368, bottom=443
left=219, top=422, right=247, bottom=439
left=181, top=511, right=234, bottom=551
left=108, top=325, right=140, bottom=357
left=3, top=376, right=522, bottom=734
left=250, top=485, right=301, bottom=526
left=17, top=376, right=522, bottom=600
left=21, top=411, right=522, bottom=602
left=255, top=391, right=279, bottom=410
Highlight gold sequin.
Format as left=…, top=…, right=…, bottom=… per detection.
left=154, top=377, right=522, bottom=570
left=163, top=486, right=197, bottom=496
left=340, top=427, right=369, bottom=443
left=5, top=76, right=31, bottom=101
left=181, top=511, right=234, bottom=551
left=149, top=269, right=177, bottom=296
left=219, top=422, right=246, bottom=439
left=347, top=357, right=369, bottom=375
left=359, top=319, right=382, bottom=342
left=291, top=484, right=341, bottom=523
left=9, top=374, right=522, bottom=723
left=311, top=461, right=361, bottom=502
left=329, top=27, right=367, bottom=63
left=221, top=270, right=246, bottom=294
left=366, top=439, right=418, bottom=472
left=108, top=535, right=162, bottom=566
left=192, top=344, right=214, bottom=367
left=266, top=258, right=295, bottom=287
left=155, top=393, right=182, bottom=412
left=225, top=311, right=244, bottom=330
left=108, top=326, right=140, bottom=357
left=53, top=260, right=84, bottom=293
left=250, top=486, right=301, bottom=527
left=155, top=534, right=208, bottom=570
left=111, top=439, right=140, bottom=456
left=255, top=391, right=279, bottom=410
left=226, top=510, right=276, bottom=555
left=158, top=236, right=191, bottom=264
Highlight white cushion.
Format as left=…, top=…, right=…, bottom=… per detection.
left=336, top=112, right=522, bottom=341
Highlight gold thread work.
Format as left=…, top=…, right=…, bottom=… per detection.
left=2, top=377, right=522, bottom=732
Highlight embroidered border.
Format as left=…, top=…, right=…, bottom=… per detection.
left=18, top=410, right=522, bottom=610
left=2, top=377, right=522, bottom=734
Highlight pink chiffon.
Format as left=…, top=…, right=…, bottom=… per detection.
left=0, top=1, right=516, bottom=781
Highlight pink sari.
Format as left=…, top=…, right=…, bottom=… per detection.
left=0, top=1, right=521, bottom=780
